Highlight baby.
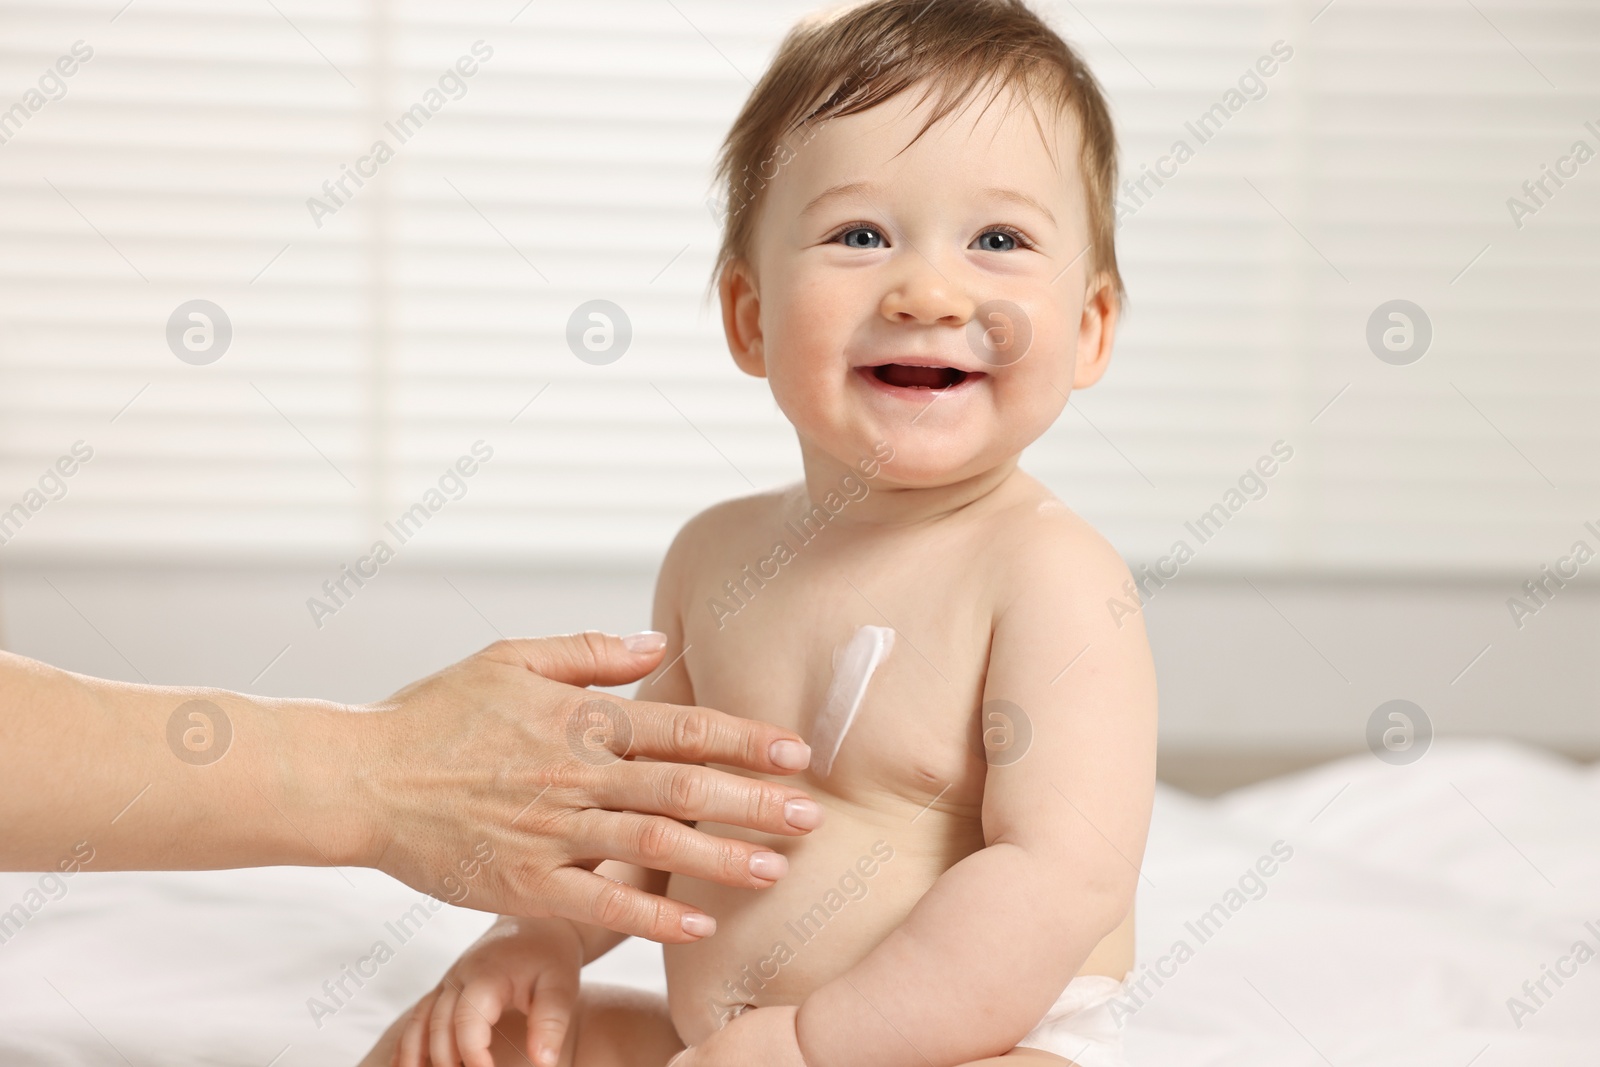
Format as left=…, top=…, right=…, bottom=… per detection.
left=370, top=0, right=1156, bottom=1064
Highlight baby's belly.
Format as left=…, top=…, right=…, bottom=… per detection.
left=664, top=791, right=981, bottom=1046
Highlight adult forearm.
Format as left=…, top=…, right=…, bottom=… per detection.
left=794, top=842, right=1129, bottom=1067
left=0, top=651, right=366, bottom=872
left=1, top=635, right=831, bottom=936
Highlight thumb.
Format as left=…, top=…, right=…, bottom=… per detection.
left=488, top=630, right=668, bottom=688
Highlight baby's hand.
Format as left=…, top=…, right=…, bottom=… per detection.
left=394, top=916, right=583, bottom=1067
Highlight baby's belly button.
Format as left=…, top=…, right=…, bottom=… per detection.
left=666, top=841, right=934, bottom=1024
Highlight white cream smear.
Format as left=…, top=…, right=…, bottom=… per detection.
left=810, top=625, right=896, bottom=777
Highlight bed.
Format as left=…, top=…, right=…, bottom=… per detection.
left=2, top=739, right=1594, bottom=1065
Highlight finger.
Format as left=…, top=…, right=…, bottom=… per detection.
left=619, top=699, right=815, bottom=776
left=543, top=866, right=718, bottom=944
left=397, top=990, right=439, bottom=1067
left=487, top=631, right=666, bottom=687
left=577, top=809, right=788, bottom=889
left=586, top=760, right=823, bottom=837
left=429, top=984, right=462, bottom=1067
left=526, top=964, right=579, bottom=1067
left=453, top=978, right=507, bottom=1067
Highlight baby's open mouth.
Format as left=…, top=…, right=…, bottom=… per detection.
left=866, top=364, right=976, bottom=390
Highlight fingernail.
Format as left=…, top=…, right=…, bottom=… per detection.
left=681, top=912, right=716, bottom=937
left=784, top=798, right=823, bottom=830
left=769, top=739, right=811, bottom=769
left=749, top=851, right=788, bottom=879
left=623, top=630, right=668, bottom=653
left=538, top=1047, right=557, bottom=1067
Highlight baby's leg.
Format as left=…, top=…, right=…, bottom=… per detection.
left=355, top=984, right=683, bottom=1067
left=484, top=985, right=683, bottom=1067
left=960, top=1050, right=1078, bottom=1066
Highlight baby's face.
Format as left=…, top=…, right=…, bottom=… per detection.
left=721, top=82, right=1117, bottom=487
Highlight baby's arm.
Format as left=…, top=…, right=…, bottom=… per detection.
left=794, top=514, right=1158, bottom=1067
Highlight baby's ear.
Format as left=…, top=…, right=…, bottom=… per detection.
left=719, top=259, right=767, bottom=378
left=1072, top=272, right=1120, bottom=390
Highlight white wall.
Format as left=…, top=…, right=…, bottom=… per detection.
left=3, top=1, right=1598, bottom=788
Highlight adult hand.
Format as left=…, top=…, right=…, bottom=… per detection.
left=0, top=633, right=817, bottom=943
left=349, top=632, right=823, bottom=941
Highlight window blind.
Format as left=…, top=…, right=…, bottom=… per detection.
left=0, top=0, right=1595, bottom=571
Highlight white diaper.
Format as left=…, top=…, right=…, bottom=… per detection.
left=1015, top=974, right=1129, bottom=1066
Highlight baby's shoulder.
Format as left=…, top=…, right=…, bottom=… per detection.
left=982, top=478, right=1132, bottom=608
left=658, top=486, right=796, bottom=588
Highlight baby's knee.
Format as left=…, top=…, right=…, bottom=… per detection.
left=958, top=1049, right=1079, bottom=1066
left=495, top=985, right=682, bottom=1067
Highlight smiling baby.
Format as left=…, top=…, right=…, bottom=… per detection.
left=370, top=2, right=1156, bottom=1064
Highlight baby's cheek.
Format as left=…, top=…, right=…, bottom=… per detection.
left=765, top=297, right=851, bottom=399
left=1002, top=314, right=1071, bottom=386
left=767, top=356, right=840, bottom=434
left=993, top=359, right=1071, bottom=443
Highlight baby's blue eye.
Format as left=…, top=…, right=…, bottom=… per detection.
left=972, top=230, right=1018, bottom=252
left=836, top=226, right=885, bottom=249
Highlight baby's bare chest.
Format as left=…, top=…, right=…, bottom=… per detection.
left=678, top=536, right=997, bottom=809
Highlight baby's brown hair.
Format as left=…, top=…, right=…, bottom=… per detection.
left=712, top=0, right=1121, bottom=299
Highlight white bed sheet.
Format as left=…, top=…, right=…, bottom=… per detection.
left=1, top=739, right=1594, bottom=1065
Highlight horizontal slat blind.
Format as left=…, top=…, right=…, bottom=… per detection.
left=0, top=0, right=1596, bottom=571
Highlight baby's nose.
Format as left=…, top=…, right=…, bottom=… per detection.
left=879, top=262, right=974, bottom=327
